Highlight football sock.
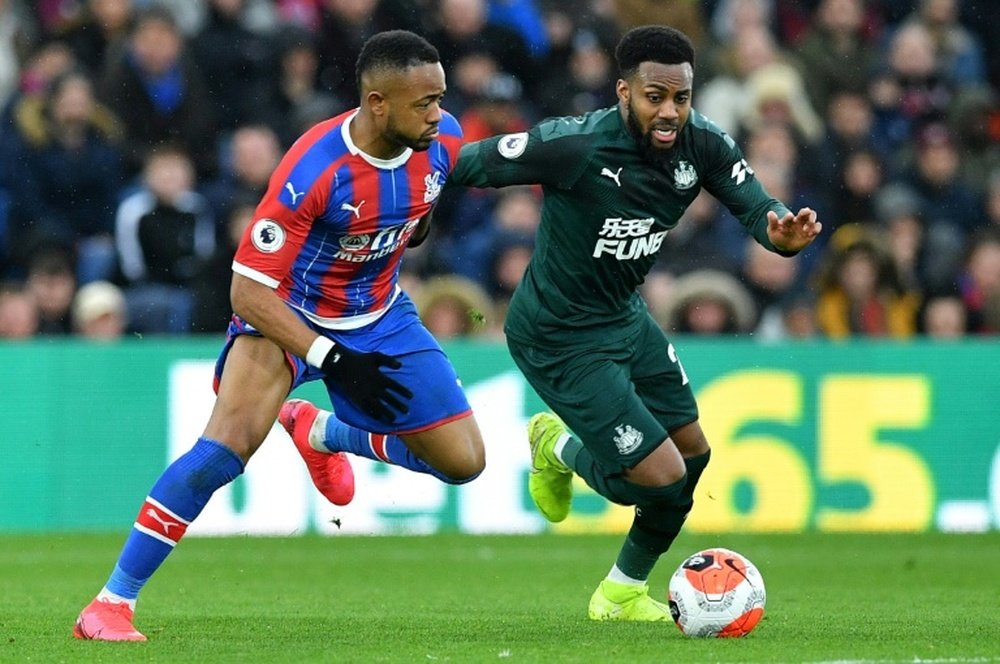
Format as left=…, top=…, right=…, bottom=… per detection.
left=606, top=564, right=645, bottom=586
left=320, top=413, right=465, bottom=484
left=96, top=588, right=136, bottom=610
left=613, top=450, right=712, bottom=581
left=103, top=437, right=244, bottom=601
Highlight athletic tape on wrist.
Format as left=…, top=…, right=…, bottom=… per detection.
left=306, top=336, right=336, bottom=369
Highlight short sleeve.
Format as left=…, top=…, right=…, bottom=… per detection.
left=232, top=163, right=330, bottom=287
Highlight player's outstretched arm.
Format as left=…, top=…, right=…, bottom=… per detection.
left=766, top=207, right=822, bottom=253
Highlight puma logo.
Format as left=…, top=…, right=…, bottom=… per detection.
left=284, top=181, right=306, bottom=205
left=145, top=508, right=180, bottom=535
left=340, top=200, right=366, bottom=218
left=600, top=166, right=623, bottom=187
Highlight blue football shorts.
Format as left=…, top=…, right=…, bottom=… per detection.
left=214, top=291, right=472, bottom=435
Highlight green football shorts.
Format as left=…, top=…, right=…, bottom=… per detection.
left=507, top=312, right=699, bottom=474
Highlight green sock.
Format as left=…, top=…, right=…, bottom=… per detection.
left=613, top=450, right=712, bottom=581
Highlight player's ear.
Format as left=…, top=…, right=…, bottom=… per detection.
left=615, top=79, right=630, bottom=105
left=367, top=90, right=387, bottom=116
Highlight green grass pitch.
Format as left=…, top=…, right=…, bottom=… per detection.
left=1, top=532, right=998, bottom=663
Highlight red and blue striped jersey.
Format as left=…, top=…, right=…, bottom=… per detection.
left=233, top=109, right=463, bottom=329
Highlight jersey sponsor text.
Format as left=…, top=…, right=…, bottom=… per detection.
left=592, top=217, right=667, bottom=260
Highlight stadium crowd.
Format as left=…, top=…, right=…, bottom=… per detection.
left=0, top=0, right=998, bottom=341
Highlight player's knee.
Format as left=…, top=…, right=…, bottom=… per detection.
left=436, top=436, right=485, bottom=484
left=625, top=438, right=687, bottom=487
left=619, top=474, right=688, bottom=507
left=436, top=458, right=484, bottom=485
left=202, top=425, right=265, bottom=463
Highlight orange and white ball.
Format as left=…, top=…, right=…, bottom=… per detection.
left=667, top=548, right=766, bottom=638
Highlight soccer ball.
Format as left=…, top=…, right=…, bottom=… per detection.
left=667, top=548, right=766, bottom=638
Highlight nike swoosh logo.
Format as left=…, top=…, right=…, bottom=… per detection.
left=724, top=558, right=749, bottom=581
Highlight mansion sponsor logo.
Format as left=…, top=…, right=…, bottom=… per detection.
left=334, top=218, right=421, bottom=262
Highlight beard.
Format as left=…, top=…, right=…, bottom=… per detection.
left=385, top=119, right=434, bottom=152
left=625, top=100, right=674, bottom=167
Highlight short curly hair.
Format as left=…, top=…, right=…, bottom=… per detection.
left=355, top=30, right=440, bottom=92
left=615, top=25, right=695, bottom=79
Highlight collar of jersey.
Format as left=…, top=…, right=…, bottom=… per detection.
left=341, top=110, right=413, bottom=170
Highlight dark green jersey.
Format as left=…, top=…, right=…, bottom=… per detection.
left=447, top=106, right=793, bottom=348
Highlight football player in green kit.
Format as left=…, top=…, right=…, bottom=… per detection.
left=447, top=25, right=821, bottom=620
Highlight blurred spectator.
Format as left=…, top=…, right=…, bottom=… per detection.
left=613, top=0, right=705, bottom=49
left=530, top=4, right=618, bottom=115
left=818, top=90, right=890, bottom=192
left=0, top=281, right=39, bottom=338
left=986, top=169, right=1000, bottom=229
left=429, top=0, right=534, bottom=89
left=63, top=0, right=135, bottom=77
left=441, top=50, right=503, bottom=119
left=24, top=243, right=76, bottom=335
left=735, top=121, right=825, bottom=272
left=487, top=0, right=550, bottom=59
left=0, top=0, right=37, bottom=114
left=707, top=0, right=775, bottom=48
left=414, top=274, right=493, bottom=340
left=741, top=61, right=825, bottom=147
left=533, top=28, right=616, bottom=118
left=3, top=68, right=123, bottom=283
left=4, top=38, right=77, bottom=110
left=71, top=278, right=127, bottom=339
left=832, top=148, right=884, bottom=226
left=661, top=269, right=757, bottom=336
left=795, top=0, right=878, bottom=115
left=773, top=291, right=820, bottom=340
left=876, top=185, right=928, bottom=293
left=697, top=23, right=781, bottom=136
left=30, top=0, right=85, bottom=35
left=114, top=145, right=214, bottom=334
left=180, top=0, right=278, bottom=37
left=946, top=85, right=1000, bottom=195
left=961, top=0, right=1000, bottom=89
left=897, top=123, right=983, bottom=246
left=459, top=72, right=532, bottom=143
left=203, top=124, right=282, bottom=226
left=656, top=190, right=739, bottom=276
left=256, top=25, right=340, bottom=148
left=919, top=292, right=968, bottom=338
left=900, top=0, right=986, bottom=86
left=868, top=21, right=953, bottom=154
left=740, top=238, right=803, bottom=334
left=314, top=0, right=400, bottom=105
left=191, top=197, right=255, bottom=334
left=957, top=229, right=1000, bottom=333
left=813, top=225, right=921, bottom=338
left=443, top=185, right=540, bottom=290
left=639, top=269, right=675, bottom=328
left=190, top=0, right=276, bottom=131
left=274, top=0, right=322, bottom=32
left=488, top=231, right=534, bottom=304
left=98, top=5, right=217, bottom=178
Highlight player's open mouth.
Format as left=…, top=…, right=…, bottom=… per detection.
left=652, top=127, right=677, bottom=143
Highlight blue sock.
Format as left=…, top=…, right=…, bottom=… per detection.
left=321, top=416, right=468, bottom=484
left=104, top=437, right=244, bottom=600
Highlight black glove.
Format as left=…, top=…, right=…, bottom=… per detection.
left=320, top=341, right=413, bottom=423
